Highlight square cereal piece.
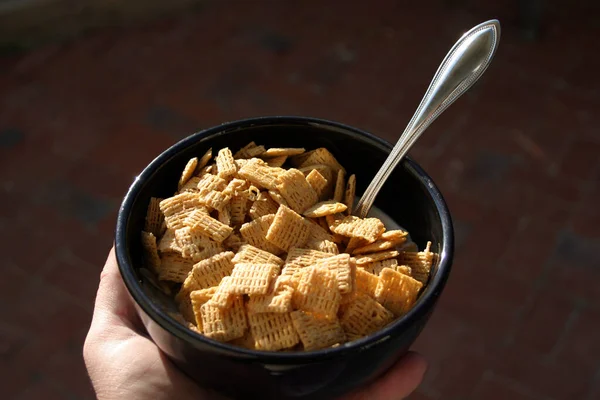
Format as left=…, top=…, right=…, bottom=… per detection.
left=264, top=155, right=287, bottom=168
left=159, top=193, right=206, bottom=229
left=305, top=169, right=329, bottom=200
left=266, top=205, right=310, bottom=252
left=340, top=293, right=393, bottom=339
left=195, top=148, right=213, bottom=173
left=201, top=297, right=247, bottom=342
left=158, top=229, right=181, bottom=254
left=333, top=169, right=346, bottom=202
left=234, top=142, right=266, bottom=159
left=306, top=239, right=339, bottom=254
left=355, top=268, right=380, bottom=298
left=185, top=209, right=233, bottom=243
left=329, top=215, right=385, bottom=243
left=217, top=204, right=231, bottom=226
left=183, top=251, right=235, bottom=291
left=208, top=276, right=235, bottom=309
left=299, top=164, right=334, bottom=197
left=141, top=231, right=161, bottom=273
left=303, top=200, right=347, bottom=218
left=263, top=148, right=305, bottom=157
left=238, top=159, right=280, bottom=190
left=291, top=148, right=345, bottom=175
left=313, top=253, right=354, bottom=294
left=354, top=250, right=399, bottom=265
left=175, top=227, right=223, bottom=261
left=232, top=244, right=284, bottom=266
left=215, top=147, right=237, bottom=178
left=247, top=284, right=294, bottom=314
left=362, top=258, right=398, bottom=276
left=178, top=157, right=199, bottom=189
left=375, top=268, right=423, bottom=317
left=293, top=266, right=340, bottom=317
left=344, top=174, right=356, bottom=215
left=188, top=287, right=217, bottom=330
left=276, top=169, right=319, bottom=214
left=345, top=237, right=368, bottom=254
left=197, top=174, right=227, bottom=193
left=223, top=178, right=250, bottom=197
left=198, top=189, right=231, bottom=212
left=291, top=311, right=347, bottom=351
left=229, top=195, right=249, bottom=226
left=248, top=312, right=299, bottom=351
left=397, top=241, right=434, bottom=284
left=239, top=214, right=283, bottom=255
left=248, top=191, right=279, bottom=220
left=158, top=253, right=195, bottom=283
left=306, top=219, right=335, bottom=242
left=144, top=197, right=165, bottom=236
left=285, top=248, right=332, bottom=267
left=352, top=230, right=408, bottom=255
left=228, top=263, right=280, bottom=295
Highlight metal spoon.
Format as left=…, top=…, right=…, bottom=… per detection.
left=354, top=20, right=501, bottom=218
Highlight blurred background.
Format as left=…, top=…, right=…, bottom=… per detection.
left=1, top=0, right=599, bottom=399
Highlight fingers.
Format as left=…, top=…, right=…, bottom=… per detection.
left=89, top=247, right=142, bottom=333
left=347, top=351, right=428, bottom=400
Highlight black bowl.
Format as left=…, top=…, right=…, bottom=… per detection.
left=115, top=116, right=454, bottom=400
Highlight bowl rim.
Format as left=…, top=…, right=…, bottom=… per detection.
left=115, top=115, right=454, bottom=362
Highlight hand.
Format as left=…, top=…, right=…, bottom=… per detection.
left=84, top=248, right=427, bottom=400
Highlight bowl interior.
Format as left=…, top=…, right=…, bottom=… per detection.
left=118, top=117, right=452, bottom=357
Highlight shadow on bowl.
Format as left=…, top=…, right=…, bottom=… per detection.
left=115, top=116, right=454, bottom=400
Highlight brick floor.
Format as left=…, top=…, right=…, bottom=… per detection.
left=1, top=1, right=599, bottom=399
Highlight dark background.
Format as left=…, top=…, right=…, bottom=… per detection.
left=1, top=1, right=599, bottom=399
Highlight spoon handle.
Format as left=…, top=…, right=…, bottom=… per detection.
left=354, top=20, right=501, bottom=218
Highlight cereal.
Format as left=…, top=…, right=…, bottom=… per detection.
left=139, top=143, right=438, bottom=352
left=201, top=297, right=247, bottom=342
left=195, top=148, right=213, bottom=173
left=276, top=169, right=319, bottom=214
left=313, top=253, right=354, bottom=294
left=240, top=214, right=283, bottom=255
left=397, top=241, right=434, bottom=284
left=354, top=250, right=399, bottom=265
left=351, top=231, right=408, bottom=254
left=329, top=215, right=385, bottom=243
left=185, top=209, right=233, bottom=243
left=248, top=191, right=279, bottom=220
left=175, top=227, right=223, bottom=261
left=158, top=253, right=194, bottom=283
left=178, top=157, right=198, bottom=189
left=230, top=195, right=248, bottom=226
left=216, top=147, right=237, bottom=178
left=266, top=205, right=310, bottom=252
left=144, top=197, right=165, bottom=236
left=362, top=258, right=398, bottom=276
left=333, top=170, right=346, bottom=202
left=248, top=284, right=294, bottom=314
left=197, top=174, right=227, bottom=193
left=264, top=155, right=287, bottom=168
left=248, top=312, right=299, bottom=351
left=228, top=263, right=279, bottom=295
left=375, top=268, right=423, bottom=316
left=305, top=169, right=329, bottom=200
left=238, top=159, right=280, bottom=190
left=340, top=293, right=393, bottom=339
left=293, top=267, right=340, bottom=317
left=303, top=200, right=347, bottom=218
left=233, top=244, right=284, bottom=266
left=183, top=251, right=235, bottom=290
left=344, top=174, right=356, bottom=215
left=291, top=311, right=347, bottom=351
left=141, top=231, right=161, bottom=273
left=263, top=148, right=305, bottom=157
